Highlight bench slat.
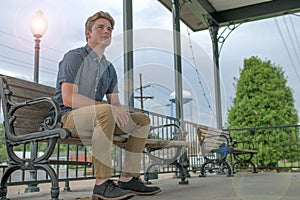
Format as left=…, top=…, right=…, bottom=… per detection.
left=232, top=148, right=258, bottom=154
left=5, top=76, right=54, bottom=96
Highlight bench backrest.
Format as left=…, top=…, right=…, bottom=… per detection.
left=196, top=126, right=231, bottom=155
left=0, top=75, right=55, bottom=136
left=0, top=74, right=188, bottom=148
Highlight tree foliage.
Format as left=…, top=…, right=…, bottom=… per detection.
left=227, top=56, right=299, bottom=166
left=0, top=123, right=8, bottom=163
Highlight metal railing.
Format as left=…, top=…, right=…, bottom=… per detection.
left=183, top=122, right=300, bottom=172
left=224, top=124, right=300, bottom=171
left=1, top=112, right=300, bottom=189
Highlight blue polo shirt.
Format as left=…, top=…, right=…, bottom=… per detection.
left=52, top=44, right=119, bottom=116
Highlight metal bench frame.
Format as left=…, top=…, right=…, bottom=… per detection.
left=197, top=126, right=258, bottom=177
left=0, top=75, right=189, bottom=200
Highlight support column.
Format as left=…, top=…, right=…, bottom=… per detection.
left=209, top=25, right=223, bottom=129
left=123, top=0, right=134, bottom=107
left=171, top=0, right=190, bottom=179
left=171, top=0, right=183, bottom=123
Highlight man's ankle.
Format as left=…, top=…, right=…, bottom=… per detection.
left=95, top=178, right=109, bottom=185
left=119, top=176, right=133, bottom=182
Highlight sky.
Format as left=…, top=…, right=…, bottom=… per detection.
left=1, top=0, right=300, bottom=128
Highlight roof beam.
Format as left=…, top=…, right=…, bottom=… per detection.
left=213, top=0, right=300, bottom=25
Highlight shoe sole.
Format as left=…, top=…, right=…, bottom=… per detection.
left=132, top=188, right=161, bottom=196
left=92, top=193, right=135, bottom=200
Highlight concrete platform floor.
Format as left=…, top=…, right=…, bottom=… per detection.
left=6, top=172, right=300, bottom=200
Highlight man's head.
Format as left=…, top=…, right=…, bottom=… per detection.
left=85, top=11, right=115, bottom=43
left=85, top=11, right=115, bottom=31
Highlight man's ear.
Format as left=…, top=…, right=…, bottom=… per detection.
left=85, top=29, right=90, bottom=39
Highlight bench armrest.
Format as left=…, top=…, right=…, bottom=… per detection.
left=150, top=123, right=185, bottom=141
left=231, top=140, right=255, bottom=150
left=5, top=96, right=69, bottom=145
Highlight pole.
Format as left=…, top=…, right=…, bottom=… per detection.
left=171, top=0, right=183, bottom=124
left=33, top=37, right=41, bottom=83
left=25, top=36, right=41, bottom=193
left=123, top=0, right=134, bottom=107
left=139, top=73, right=144, bottom=110
left=171, top=0, right=190, bottom=179
left=210, top=26, right=223, bottom=129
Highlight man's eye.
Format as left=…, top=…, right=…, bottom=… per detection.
left=97, top=25, right=112, bottom=32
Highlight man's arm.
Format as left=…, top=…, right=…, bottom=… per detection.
left=62, top=81, right=129, bottom=128
left=61, top=82, right=106, bottom=108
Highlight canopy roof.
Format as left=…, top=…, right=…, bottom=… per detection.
left=157, top=0, right=300, bottom=31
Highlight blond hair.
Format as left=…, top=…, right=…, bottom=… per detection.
left=85, top=11, right=115, bottom=41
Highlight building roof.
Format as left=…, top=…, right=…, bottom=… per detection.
left=157, top=0, right=300, bottom=31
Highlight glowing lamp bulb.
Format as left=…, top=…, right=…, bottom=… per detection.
left=30, top=10, right=48, bottom=38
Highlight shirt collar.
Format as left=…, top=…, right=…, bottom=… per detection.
left=84, top=44, right=106, bottom=63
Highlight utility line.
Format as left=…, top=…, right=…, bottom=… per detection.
left=289, top=15, right=300, bottom=59
left=186, top=28, right=216, bottom=116
left=0, top=61, right=57, bottom=76
left=0, top=55, right=57, bottom=76
left=0, top=54, right=33, bottom=66
left=0, top=43, right=59, bottom=64
left=274, top=18, right=300, bottom=83
left=0, top=30, right=32, bottom=44
left=0, top=30, right=64, bottom=54
left=133, top=79, right=172, bottom=108
left=282, top=16, right=300, bottom=67
left=0, top=44, right=59, bottom=74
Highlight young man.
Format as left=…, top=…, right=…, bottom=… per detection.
left=52, top=11, right=161, bottom=200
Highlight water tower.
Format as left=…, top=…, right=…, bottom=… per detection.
left=169, top=90, right=193, bottom=120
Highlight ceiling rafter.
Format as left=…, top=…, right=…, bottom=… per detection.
left=157, top=0, right=300, bottom=31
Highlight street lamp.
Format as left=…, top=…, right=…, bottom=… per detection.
left=25, top=10, right=47, bottom=194
left=30, top=10, right=48, bottom=83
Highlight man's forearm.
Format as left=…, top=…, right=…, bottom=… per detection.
left=66, top=93, right=107, bottom=108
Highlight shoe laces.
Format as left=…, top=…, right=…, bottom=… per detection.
left=105, top=180, right=120, bottom=192
left=132, top=177, right=144, bottom=185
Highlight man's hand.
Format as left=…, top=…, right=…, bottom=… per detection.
left=114, top=106, right=129, bottom=128
left=106, top=93, right=129, bottom=128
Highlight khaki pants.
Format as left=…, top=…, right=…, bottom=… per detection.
left=61, top=104, right=150, bottom=179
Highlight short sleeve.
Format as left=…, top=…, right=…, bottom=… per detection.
left=57, top=50, right=83, bottom=85
left=106, top=63, right=119, bottom=94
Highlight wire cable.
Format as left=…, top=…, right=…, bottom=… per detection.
left=186, top=28, right=216, bottom=116
left=274, top=17, right=300, bottom=83
left=0, top=30, right=64, bottom=54
left=283, top=16, right=300, bottom=67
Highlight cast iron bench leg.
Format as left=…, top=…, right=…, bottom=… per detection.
left=0, top=165, right=20, bottom=200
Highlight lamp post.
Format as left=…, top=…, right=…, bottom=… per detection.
left=25, top=10, right=47, bottom=193
left=30, top=10, right=48, bottom=83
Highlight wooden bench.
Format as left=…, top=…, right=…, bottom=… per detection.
left=0, top=75, right=189, bottom=200
left=197, top=126, right=258, bottom=177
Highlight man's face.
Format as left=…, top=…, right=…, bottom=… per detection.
left=86, top=18, right=113, bottom=49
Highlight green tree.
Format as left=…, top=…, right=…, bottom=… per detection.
left=227, top=56, right=299, bottom=166
left=0, top=123, right=9, bottom=163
